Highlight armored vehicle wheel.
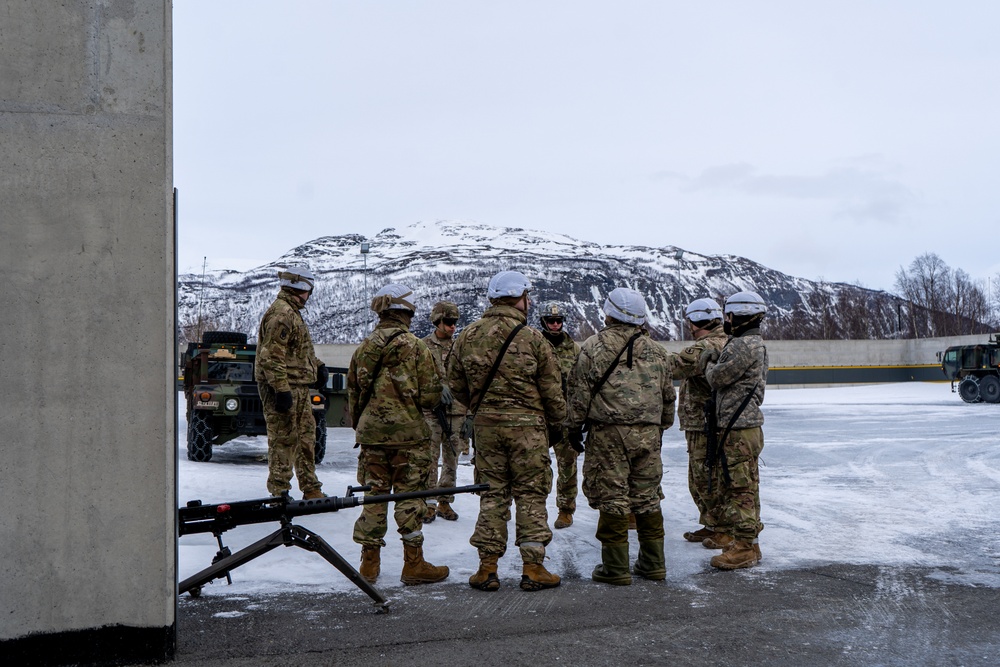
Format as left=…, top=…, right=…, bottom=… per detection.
left=187, top=411, right=215, bottom=461
left=201, top=331, right=248, bottom=345
left=979, top=375, right=1000, bottom=403
left=958, top=376, right=982, bottom=403
left=314, top=414, right=327, bottom=464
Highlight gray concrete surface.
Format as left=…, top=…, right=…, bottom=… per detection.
left=0, top=0, right=174, bottom=656
left=152, top=563, right=996, bottom=666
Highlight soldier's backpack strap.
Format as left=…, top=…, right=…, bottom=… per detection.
left=468, top=323, right=525, bottom=417
left=353, top=329, right=408, bottom=447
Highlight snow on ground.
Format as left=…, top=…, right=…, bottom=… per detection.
left=178, top=382, right=1000, bottom=598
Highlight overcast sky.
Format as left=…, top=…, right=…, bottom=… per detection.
left=174, top=1, right=1000, bottom=293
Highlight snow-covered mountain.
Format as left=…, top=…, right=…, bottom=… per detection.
left=178, top=220, right=904, bottom=343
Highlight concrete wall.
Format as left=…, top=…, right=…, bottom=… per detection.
left=0, top=2, right=174, bottom=664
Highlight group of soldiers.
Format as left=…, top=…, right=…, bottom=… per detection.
left=253, top=265, right=768, bottom=591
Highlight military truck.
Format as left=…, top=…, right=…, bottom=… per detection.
left=939, top=334, right=1000, bottom=403
left=180, top=331, right=349, bottom=462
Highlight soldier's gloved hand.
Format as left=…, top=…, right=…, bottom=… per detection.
left=275, top=390, right=294, bottom=413
left=699, top=348, right=720, bottom=372
left=568, top=426, right=585, bottom=454
left=547, top=423, right=565, bottom=447
left=440, top=385, right=454, bottom=407
left=459, top=414, right=475, bottom=441
left=315, top=364, right=329, bottom=390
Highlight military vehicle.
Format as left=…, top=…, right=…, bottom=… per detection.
left=180, top=331, right=349, bottom=462
left=939, top=334, right=1000, bottom=403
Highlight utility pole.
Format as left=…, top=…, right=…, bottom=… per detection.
left=674, top=249, right=684, bottom=340
left=196, top=256, right=207, bottom=341
left=360, top=242, right=370, bottom=329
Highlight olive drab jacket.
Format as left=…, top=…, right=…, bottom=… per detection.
left=447, top=303, right=566, bottom=428
left=668, top=328, right=729, bottom=432
left=255, top=289, right=321, bottom=392
left=348, top=312, right=442, bottom=446
left=568, top=323, right=675, bottom=429
left=705, top=329, right=768, bottom=429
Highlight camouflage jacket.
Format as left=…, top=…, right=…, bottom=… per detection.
left=541, top=330, right=581, bottom=398
left=447, top=303, right=566, bottom=427
left=705, top=329, right=768, bottom=429
left=421, top=331, right=468, bottom=416
left=568, top=323, right=675, bottom=428
left=348, top=312, right=442, bottom=446
left=254, top=290, right=321, bottom=392
left=668, top=328, right=729, bottom=432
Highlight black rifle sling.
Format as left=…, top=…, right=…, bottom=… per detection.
left=354, top=329, right=407, bottom=447
left=590, top=330, right=644, bottom=400
left=714, top=382, right=760, bottom=486
left=468, top=323, right=525, bottom=417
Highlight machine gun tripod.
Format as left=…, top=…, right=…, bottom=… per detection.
left=178, top=483, right=488, bottom=611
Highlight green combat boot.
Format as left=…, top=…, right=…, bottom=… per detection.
left=633, top=540, right=666, bottom=581
left=592, top=543, right=632, bottom=586
left=400, top=541, right=449, bottom=585
left=469, top=554, right=501, bottom=591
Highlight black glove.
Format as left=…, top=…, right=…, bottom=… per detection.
left=547, top=423, right=565, bottom=447
left=568, top=426, right=585, bottom=454
left=275, top=390, right=294, bottom=413
left=459, top=414, right=475, bottom=441
left=440, top=385, right=454, bottom=407
left=315, top=364, right=329, bottom=390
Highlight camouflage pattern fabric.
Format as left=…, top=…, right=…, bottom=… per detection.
left=684, top=430, right=725, bottom=529
left=542, top=330, right=581, bottom=512
left=255, top=289, right=323, bottom=496
left=447, top=303, right=566, bottom=428
left=347, top=311, right=442, bottom=446
left=581, top=423, right=663, bottom=515
left=260, top=384, right=321, bottom=496
left=715, top=426, right=764, bottom=540
left=470, top=424, right=553, bottom=564
left=422, top=413, right=465, bottom=503
left=254, top=289, right=321, bottom=392
left=704, top=330, right=768, bottom=429
left=422, top=331, right=468, bottom=416
left=668, top=328, right=729, bottom=431
left=567, top=323, right=676, bottom=429
left=353, top=443, right=432, bottom=547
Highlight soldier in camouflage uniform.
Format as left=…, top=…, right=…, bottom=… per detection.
left=568, top=287, right=675, bottom=585
left=255, top=266, right=326, bottom=500
left=448, top=270, right=567, bottom=592
left=420, top=301, right=467, bottom=522
left=666, top=298, right=729, bottom=545
left=348, top=283, right=449, bottom=586
left=537, top=303, right=583, bottom=529
left=701, top=291, right=769, bottom=570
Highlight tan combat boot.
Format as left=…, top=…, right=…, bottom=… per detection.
left=520, top=562, right=561, bottom=591
left=422, top=503, right=437, bottom=524
left=469, top=554, right=501, bottom=591
left=400, top=542, right=449, bottom=585
left=359, top=545, right=380, bottom=583
left=683, top=526, right=715, bottom=543
left=628, top=513, right=637, bottom=530
left=710, top=540, right=760, bottom=570
left=436, top=501, right=458, bottom=521
left=302, top=489, right=326, bottom=500
left=702, top=532, right=734, bottom=550
left=554, top=510, right=574, bottom=529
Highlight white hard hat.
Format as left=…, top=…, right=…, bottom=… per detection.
left=488, top=270, right=531, bottom=299
left=603, top=287, right=647, bottom=325
left=685, top=298, right=723, bottom=323
left=371, top=283, right=416, bottom=313
left=724, top=291, right=767, bottom=316
left=278, top=265, right=315, bottom=292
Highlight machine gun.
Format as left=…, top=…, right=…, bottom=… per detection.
left=178, top=483, right=488, bottom=611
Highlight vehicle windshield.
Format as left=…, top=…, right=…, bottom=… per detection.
left=206, top=361, right=254, bottom=382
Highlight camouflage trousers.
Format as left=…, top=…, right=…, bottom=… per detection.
left=582, top=423, right=663, bottom=516
left=471, top=424, right=553, bottom=564
left=353, top=443, right=432, bottom=547
left=713, top=426, right=764, bottom=541
left=260, top=384, right=321, bottom=497
left=685, top=430, right=726, bottom=530
left=422, top=414, right=465, bottom=503
left=552, top=432, right=580, bottom=513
